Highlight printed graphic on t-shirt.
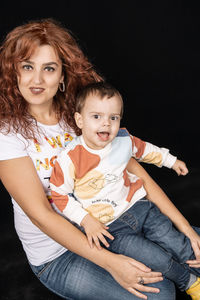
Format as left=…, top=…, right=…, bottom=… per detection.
left=32, top=132, right=74, bottom=196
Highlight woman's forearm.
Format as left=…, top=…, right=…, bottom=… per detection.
left=34, top=203, right=114, bottom=269
left=127, top=158, right=193, bottom=236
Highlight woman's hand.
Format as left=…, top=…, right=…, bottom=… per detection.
left=106, top=253, right=163, bottom=299
left=186, top=229, right=200, bottom=268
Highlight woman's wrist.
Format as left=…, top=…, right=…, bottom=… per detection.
left=183, top=225, right=199, bottom=240
left=91, top=247, right=117, bottom=271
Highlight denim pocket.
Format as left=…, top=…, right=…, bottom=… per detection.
left=116, top=199, right=150, bottom=233
left=118, top=211, right=138, bottom=231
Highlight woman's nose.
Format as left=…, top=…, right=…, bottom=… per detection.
left=33, top=70, right=43, bottom=84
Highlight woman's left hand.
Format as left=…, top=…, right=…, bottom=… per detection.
left=186, top=230, right=200, bottom=268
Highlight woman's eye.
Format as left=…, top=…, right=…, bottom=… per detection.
left=22, top=65, right=33, bottom=70
left=44, top=66, right=55, bottom=72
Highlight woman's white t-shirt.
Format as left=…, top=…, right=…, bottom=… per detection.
left=0, top=122, right=75, bottom=266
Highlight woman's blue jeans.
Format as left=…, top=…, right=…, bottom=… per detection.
left=30, top=250, right=175, bottom=300
left=108, top=198, right=200, bottom=291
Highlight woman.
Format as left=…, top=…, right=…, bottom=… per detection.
left=0, top=18, right=178, bottom=299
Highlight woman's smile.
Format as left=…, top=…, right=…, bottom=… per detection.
left=29, top=87, right=45, bottom=95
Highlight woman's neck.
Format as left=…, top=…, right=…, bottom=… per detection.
left=29, top=104, right=58, bottom=125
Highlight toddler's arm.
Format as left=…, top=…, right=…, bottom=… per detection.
left=81, top=214, right=114, bottom=250
left=129, top=132, right=188, bottom=176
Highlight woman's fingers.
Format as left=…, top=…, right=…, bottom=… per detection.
left=190, top=240, right=200, bottom=261
left=126, top=275, right=162, bottom=299
left=127, top=282, right=160, bottom=299
left=189, top=264, right=200, bottom=268
left=129, top=258, right=152, bottom=272
left=142, top=275, right=163, bottom=284
left=107, top=254, right=164, bottom=297
left=139, top=271, right=163, bottom=283
left=135, top=283, right=160, bottom=294
left=127, top=287, right=148, bottom=299
left=187, top=259, right=200, bottom=268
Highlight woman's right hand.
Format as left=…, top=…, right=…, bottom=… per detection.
left=106, top=254, right=163, bottom=299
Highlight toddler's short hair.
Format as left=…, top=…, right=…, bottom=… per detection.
left=76, top=82, right=124, bottom=117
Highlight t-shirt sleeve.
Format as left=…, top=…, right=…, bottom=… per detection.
left=0, top=132, right=28, bottom=160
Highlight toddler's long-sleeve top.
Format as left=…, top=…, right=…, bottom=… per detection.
left=50, top=128, right=176, bottom=225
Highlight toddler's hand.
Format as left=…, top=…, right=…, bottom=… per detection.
left=81, top=214, right=114, bottom=250
left=172, top=159, right=188, bottom=176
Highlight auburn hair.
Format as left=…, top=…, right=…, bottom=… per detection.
left=0, top=18, right=103, bottom=138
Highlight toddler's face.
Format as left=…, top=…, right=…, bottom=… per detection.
left=75, top=94, right=122, bottom=150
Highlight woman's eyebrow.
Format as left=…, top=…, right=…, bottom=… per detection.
left=22, top=60, right=33, bottom=64
left=21, top=60, right=59, bottom=66
left=43, top=62, right=59, bottom=66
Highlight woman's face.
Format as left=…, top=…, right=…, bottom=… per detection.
left=17, top=45, right=63, bottom=111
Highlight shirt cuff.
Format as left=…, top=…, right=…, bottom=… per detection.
left=164, top=153, right=177, bottom=168
left=67, top=208, right=89, bottom=226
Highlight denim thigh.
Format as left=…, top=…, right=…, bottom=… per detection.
left=30, top=249, right=175, bottom=300
left=141, top=200, right=200, bottom=271
left=110, top=199, right=196, bottom=263
left=108, top=199, right=200, bottom=278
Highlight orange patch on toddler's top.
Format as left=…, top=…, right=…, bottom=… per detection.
left=68, top=145, right=100, bottom=179
left=123, top=169, right=130, bottom=187
left=132, top=136, right=146, bottom=158
left=50, top=161, right=64, bottom=187
left=51, top=190, right=69, bottom=212
left=126, top=179, right=143, bottom=202
left=142, top=152, right=162, bottom=167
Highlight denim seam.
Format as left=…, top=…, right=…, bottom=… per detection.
left=163, top=258, right=188, bottom=291
left=166, top=259, right=190, bottom=291
left=163, top=257, right=173, bottom=276
left=37, top=260, right=55, bottom=278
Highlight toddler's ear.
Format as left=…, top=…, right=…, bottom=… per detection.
left=74, top=112, right=83, bottom=129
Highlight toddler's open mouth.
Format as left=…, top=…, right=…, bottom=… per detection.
left=97, top=132, right=110, bottom=141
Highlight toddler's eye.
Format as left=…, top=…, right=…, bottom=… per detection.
left=111, top=116, right=119, bottom=121
left=93, top=114, right=100, bottom=119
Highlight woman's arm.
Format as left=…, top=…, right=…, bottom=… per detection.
left=0, top=156, right=162, bottom=299
left=127, top=158, right=200, bottom=266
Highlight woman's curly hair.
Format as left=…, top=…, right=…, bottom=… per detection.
left=0, top=18, right=103, bottom=138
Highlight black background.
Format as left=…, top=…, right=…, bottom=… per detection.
left=0, top=1, right=200, bottom=299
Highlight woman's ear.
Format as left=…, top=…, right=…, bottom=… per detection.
left=60, top=74, right=64, bottom=83
left=74, top=112, right=83, bottom=129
